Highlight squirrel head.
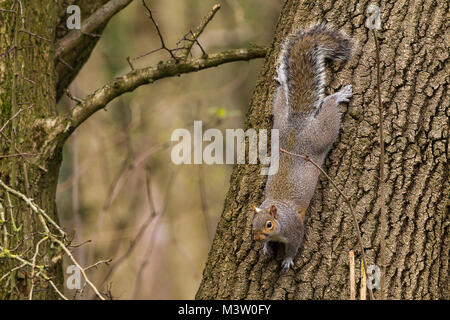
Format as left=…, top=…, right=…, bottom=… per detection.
left=252, top=205, right=280, bottom=241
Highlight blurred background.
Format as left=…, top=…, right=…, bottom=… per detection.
left=56, top=0, right=281, bottom=299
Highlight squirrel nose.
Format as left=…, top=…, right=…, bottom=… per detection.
left=253, top=232, right=265, bottom=241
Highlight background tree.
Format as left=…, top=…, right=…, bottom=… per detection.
left=0, top=0, right=270, bottom=299
left=197, top=0, right=448, bottom=299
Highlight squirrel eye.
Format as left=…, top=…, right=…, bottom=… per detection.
left=266, top=221, right=273, bottom=229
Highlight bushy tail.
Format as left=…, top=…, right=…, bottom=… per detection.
left=276, top=23, right=353, bottom=114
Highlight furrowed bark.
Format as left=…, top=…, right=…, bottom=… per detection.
left=197, top=0, right=449, bottom=300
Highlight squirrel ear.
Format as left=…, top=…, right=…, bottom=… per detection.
left=269, top=205, right=278, bottom=219
left=253, top=205, right=261, bottom=214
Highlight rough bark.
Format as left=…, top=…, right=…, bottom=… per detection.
left=197, top=0, right=449, bottom=300
left=0, top=0, right=63, bottom=299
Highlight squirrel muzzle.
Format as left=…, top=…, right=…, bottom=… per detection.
left=253, top=230, right=266, bottom=241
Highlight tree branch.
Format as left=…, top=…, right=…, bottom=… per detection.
left=175, top=4, right=221, bottom=59
left=54, top=47, right=267, bottom=143
left=55, top=0, right=133, bottom=59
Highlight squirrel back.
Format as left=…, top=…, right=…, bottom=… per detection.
left=276, top=23, right=353, bottom=115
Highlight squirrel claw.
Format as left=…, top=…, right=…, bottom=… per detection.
left=281, top=257, right=294, bottom=272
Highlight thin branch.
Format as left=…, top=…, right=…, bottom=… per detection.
left=0, top=179, right=66, bottom=237
left=48, top=279, right=69, bottom=300
left=139, top=0, right=177, bottom=61
left=68, top=239, right=92, bottom=248
left=0, top=244, right=68, bottom=299
left=19, top=29, right=51, bottom=42
left=51, top=237, right=105, bottom=300
left=0, top=8, right=16, bottom=13
left=0, top=46, right=16, bottom=61
left=15, top=73, right=35, bottom=84
left=0, top=104, right=34, bottom=135
left=84, top=259, right=112, bottom=272
left=65, top=89, right=83, bottom=104
left=177, top=4, right=221, bottom=58
left=58, top=47, right=266, bottom=142
left=372, top=29, right=387, bottom=300
left=29, top=236, right=48, bottom=300
left=280, top=148, right=375, bottom=300
left=0, top=153, right=39, bottom=159
left=98, top=169, right=177, bottom=291
left=57, top=57, right=74, bottom=70
left=55, top=0, right=134, bottom=59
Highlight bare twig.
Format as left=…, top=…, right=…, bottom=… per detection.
left=0, top=153, right=39, bottom=159
left=0, top=244, right=69, bottom=299
left=48, top=279, right=69, bottom=300
left=19, top=29, right=51, bottom=42
left=0, top=180, right=66, bottom=237
left=176, top=4, right=221, bottom=59
left=29, top=236, right=48, bottom=300
left=131, top=166, right=158, bottom=298
left=51, top=237, right=105, bottom=300
left=280, top=148, right=375, bottom=300
left=15, top=73, right=35, bottom=84
left=0, top=8, right=16, bottom=13
left=0, top=182, right=104, bottom=299
left=372, top=29, right=387, bottom=300
left=84, top=259, right=112, bottom=272
left=98, top=169, right=177, bottom=293
left=68, top=239, right=92, bottom=248
left=57, top=57, right=74, bottom=70
left=65, top=89, right=83, bottom=104
left=0, top=202, right=8, bottom=247
left=137, top=0, right=177, bottom=61
left=0, top=104, right=34, bottom=134
left=0, top=46, right=16, bottom=61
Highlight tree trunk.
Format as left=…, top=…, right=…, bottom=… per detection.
left=0, top=0, right=63, bottom=299
left=197, top=0, right=448, bottom=300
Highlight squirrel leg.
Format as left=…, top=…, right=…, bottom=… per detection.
left=310, top=84, right=353, bottom=153
left=281, top=242, right=299, bottom=272
left=330, top=84, right=353, bottom=104
left=263, top=241, right=275, bottom=257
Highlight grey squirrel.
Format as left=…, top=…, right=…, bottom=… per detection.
left=252, top=23, right=354, bottom=272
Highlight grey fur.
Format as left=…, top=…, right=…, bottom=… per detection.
left=253, top=24, right=354, bottom=272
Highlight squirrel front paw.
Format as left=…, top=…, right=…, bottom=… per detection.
left=336, top=84, right=353, bottom=103
left=281, top=257, right=294, bottom=272
left=263, top=242, right=274, bottom=257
